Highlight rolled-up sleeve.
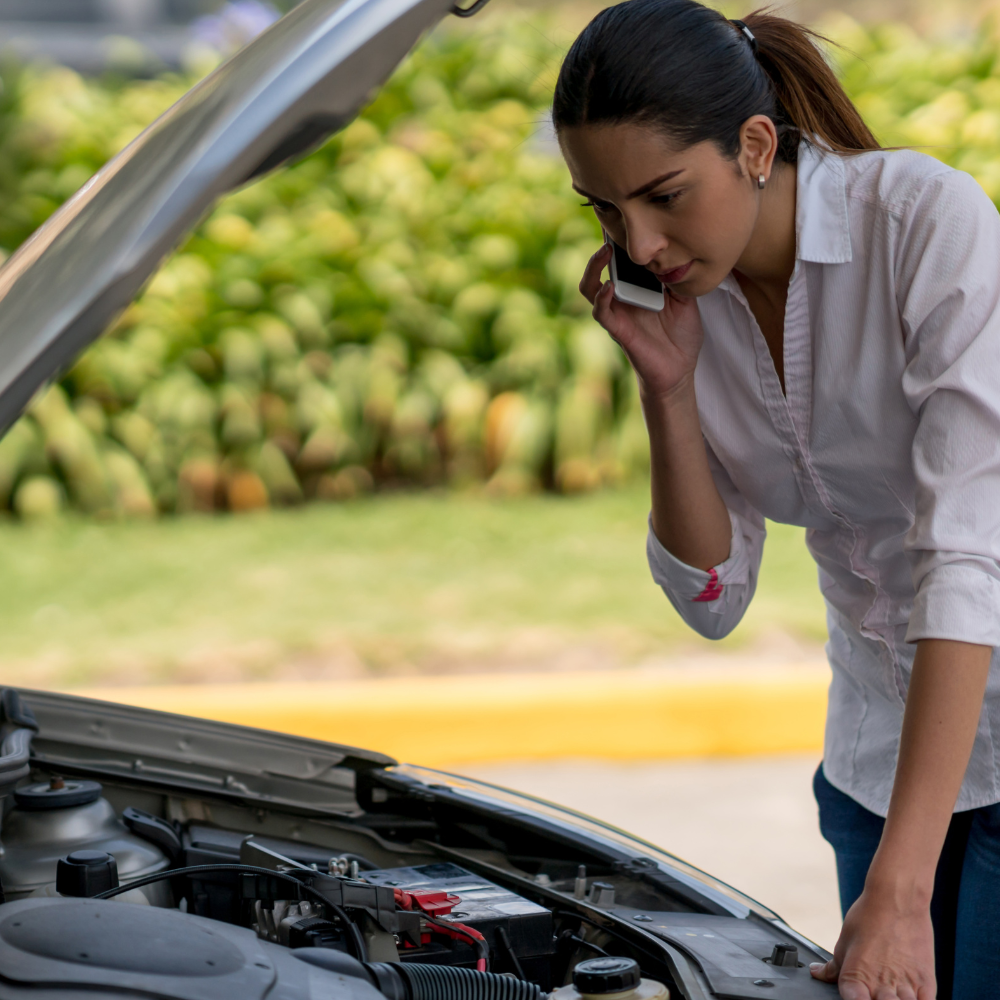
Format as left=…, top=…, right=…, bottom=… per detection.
left=897, top=171, right=1000, bottom=646
left=646, top=440, right=766, bottom=639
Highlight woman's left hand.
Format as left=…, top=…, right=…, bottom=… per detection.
left=809, top=882, right=936, bottom=999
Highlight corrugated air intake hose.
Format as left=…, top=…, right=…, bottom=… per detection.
left=389, top=963, right=544, bottom=1000
left=293, top=948, right=545, bottom=1000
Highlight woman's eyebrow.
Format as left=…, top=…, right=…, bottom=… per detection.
left=626, top=169, right=684, bottom=198
left=572, top=169, right=685, bottom=203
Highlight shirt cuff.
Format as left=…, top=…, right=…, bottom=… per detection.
left=906, top=563, right=1000, bottom=646
left=646, top=511, right=748, bottom=603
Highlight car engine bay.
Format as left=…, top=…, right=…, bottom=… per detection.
left=0, top=688, right=837, bottom=1000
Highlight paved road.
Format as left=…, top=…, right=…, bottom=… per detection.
left=462, top=754, right=842, bottom=951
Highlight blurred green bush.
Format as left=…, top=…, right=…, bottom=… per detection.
left=0, top=12, right=998, bottom=517
left=0, top=17, right=649, bottom=517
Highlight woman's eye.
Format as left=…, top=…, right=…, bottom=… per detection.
left=581, top=200, right=614, bottom=213
left=651, top=191, right=681, bottom=206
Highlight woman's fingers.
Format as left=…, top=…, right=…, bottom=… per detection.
left=590, top=281, right=615, bottom=337
left=838, top=982, right=874, bottom=1000
left=811, top=957, right=915, bottom=1000
left=579, top=242, right=612, bottom=304
left=577, top=242, right=706, bottom=397
left=809, top=961, right=839, bottom=984
left=811, top=950, right=929, bottom=1000
left=591, top=279, right=624, bottom=340
left=810, top=958, right=872, bottom=1000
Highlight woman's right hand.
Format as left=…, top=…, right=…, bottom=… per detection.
left=580, top=242, right=704, bottom=400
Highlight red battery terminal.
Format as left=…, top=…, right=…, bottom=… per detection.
left=393, top=888, right=488, bottom=970
left=392, top=888, right=460, bottom=916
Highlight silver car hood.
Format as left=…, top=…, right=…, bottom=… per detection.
left=0, top=0, right=463, bottom=436
left=7, top=686, right=835, bottom=999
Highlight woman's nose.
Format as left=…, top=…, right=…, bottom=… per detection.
left=625, top=226, right=668, bottom=268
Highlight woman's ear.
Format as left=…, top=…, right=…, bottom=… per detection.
left=738, top=115, right=780, bottom=185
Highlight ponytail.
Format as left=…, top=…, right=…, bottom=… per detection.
left=743, top=11, right=879, bottom=157
left=553, top=1, right=879, bottom=164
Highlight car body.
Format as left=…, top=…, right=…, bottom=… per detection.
left=0, top=1, right=837, bottom=996
left=0, top=686, right=835, bottom=999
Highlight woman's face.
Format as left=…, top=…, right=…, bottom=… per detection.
left=559, top=121, right=770, bottom=296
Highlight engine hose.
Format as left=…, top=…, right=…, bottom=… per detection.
left=379, top=963, right=544, bottom=1000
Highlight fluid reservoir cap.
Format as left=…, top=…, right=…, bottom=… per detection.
left=573, top=957, right=642, bottom=995
left=56, top=850, right=119, bottom=897
left=66, top=851, right=112, bottom=865
left=14, top=778, right=102, bottom=810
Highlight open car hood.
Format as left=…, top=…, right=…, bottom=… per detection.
left=0, top=687, right=836, bottom=1000
left=0, top=0, right=466, bottom=437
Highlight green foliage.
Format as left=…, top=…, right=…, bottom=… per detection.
left=1, top=12, right=1000, bottom=516
left=823, top=13, right=1000, bottom=197
left=0, top=17, right=645, bottom=516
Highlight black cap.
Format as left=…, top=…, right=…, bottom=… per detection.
left=769, top=943, right=799, bottom=967
left=573, top=957, right=641, bottom=994
left=14, top=779, right=102, bottom=810
left=56, top=850, right=119, bottom=897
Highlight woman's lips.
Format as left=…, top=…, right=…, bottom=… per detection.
left=655, top=261, right=693, bottom=284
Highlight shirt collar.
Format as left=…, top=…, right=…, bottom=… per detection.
left=795, top=140, right=852, bottom=264
left=716, top=141, right=852, bottom=297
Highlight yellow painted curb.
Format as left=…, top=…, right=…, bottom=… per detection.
left=72, top=666, right=828, bottom=767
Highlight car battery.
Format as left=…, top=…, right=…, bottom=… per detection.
left=363, top=862, right=553, bottom=982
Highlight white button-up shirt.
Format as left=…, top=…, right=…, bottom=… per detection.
left=647, top=141, right=1000, bottom=817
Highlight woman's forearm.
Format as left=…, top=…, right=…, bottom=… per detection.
left=810, top=639, right=991, bottom=994
left=643, top=376, right=732, bottom=569
left=867, top=638, right=992, bottom=901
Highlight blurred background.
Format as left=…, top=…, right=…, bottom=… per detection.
left=0, top=0, right=994, bottom=949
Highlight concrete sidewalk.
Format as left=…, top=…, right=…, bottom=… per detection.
left=462, top=754, right=842, bottom=951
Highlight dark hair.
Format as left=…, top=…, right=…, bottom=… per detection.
left=552, top=1, right=879, bottom=163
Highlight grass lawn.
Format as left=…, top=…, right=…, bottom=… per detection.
left=0, top=485, right=827, bottom=690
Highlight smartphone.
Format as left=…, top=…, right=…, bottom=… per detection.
left=605, top=233, right=665, bottom=312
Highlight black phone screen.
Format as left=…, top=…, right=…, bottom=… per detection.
left=610, top=239, right=663, bottom=293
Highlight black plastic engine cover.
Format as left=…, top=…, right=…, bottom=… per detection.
left=0, top=897, right=384, bottom=1000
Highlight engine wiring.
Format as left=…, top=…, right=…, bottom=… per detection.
left=567, top=934, right=611, bottom=958
left=92, top=863, right=368, bottom=962
left=496, top=925, right=527, bottom=980
left=424, top=915, right=490, bottom=972
left=390, top=885, right=490, bottom=972
left=552, top=909, right=672, bottom=974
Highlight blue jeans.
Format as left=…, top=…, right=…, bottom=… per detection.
left=814, top=765, right=1000, bottom=1000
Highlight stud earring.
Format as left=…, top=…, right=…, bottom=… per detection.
left=758, top=173, right=766, bottom=190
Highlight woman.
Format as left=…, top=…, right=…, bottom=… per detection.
left=553, top=4, right=1000, bottom=999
